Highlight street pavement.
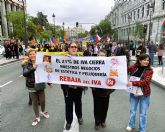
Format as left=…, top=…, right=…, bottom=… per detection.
left=0, top=58, right=165, bottom=132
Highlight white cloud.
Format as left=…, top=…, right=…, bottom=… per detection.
left=26, top=0, right=114, bottom=30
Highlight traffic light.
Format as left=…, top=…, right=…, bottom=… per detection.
left=143, top=24, right=147, bottom=34
left=76, top=22, right=79, bottom=27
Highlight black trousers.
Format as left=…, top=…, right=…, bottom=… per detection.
left=158, top=56, right=163, bottom=65
left=62, top=86, right=83, bottom=124
left=92, top=91, right=110, bottom=125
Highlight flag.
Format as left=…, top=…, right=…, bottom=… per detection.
left=96, top=35, right=101, bottom=43
left=49, top=38, right=53, bottom=45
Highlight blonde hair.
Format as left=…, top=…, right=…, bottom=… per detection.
left=21, top=56, right=30, bottom=67
left=27, top=48, right=36, bottom=56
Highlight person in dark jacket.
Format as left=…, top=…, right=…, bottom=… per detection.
left=91, top=49, right=115, bottom=130
left=23, top=48, right=51, bottom=126
left=126, top=54, right=153, bottom=132
left=61, top=42, right=84, bottom=130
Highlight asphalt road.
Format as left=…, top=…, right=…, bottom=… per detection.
left=0, top=61, right=165, bottom=132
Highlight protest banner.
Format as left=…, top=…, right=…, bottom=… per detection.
left=35, top=52, right=128, bottom=89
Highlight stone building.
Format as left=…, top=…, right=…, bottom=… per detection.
left=0, top=0, right=24, bottom=39
left=107, top=0, right=165, bottom=43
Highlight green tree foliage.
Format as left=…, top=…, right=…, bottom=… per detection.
left=90, top=26, right=97, bottom=36
left=133, top=22, right=144, bottom=39
left=33, top=12, right=49, bottom=28
left=39, top=30, right=52, bottom=40
left=7, top=11, right=24, bottom=39
left=7, top=11, right=37, bottom=40
left=89, top=19, right=112, bottom=37
left=98, top=19, right=112, bottom=37
left=78, top=31, right=88, bottom=38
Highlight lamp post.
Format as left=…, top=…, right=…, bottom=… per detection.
left=19, top=0, right=28, bottom=48
left=127, top=14, right=131, bottom=46
left=148, top=1, right=154, bottom=44
left=52, top=13, right=56, bottom=36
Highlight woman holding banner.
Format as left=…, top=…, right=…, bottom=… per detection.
left=91, top=49, right=115, bottom=130
left=61, top=42, right=84, bottom=130
left=126, top=54, right=153, bottom=132
left=23, top=48, right=51, bottom=126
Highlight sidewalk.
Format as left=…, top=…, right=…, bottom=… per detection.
left=0, top=55, right=164, bottom=89
left=131, top=56, right=165, bottom=89
left=0, top=56, right=23, bottom=66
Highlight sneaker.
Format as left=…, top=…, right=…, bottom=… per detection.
left=32, top=117, right=40, bottom=126
left=126, top=126, right=133, bottom=131
left=65, top=123, right=71, bottom=130
left=40, top=111, right=49, bottom=118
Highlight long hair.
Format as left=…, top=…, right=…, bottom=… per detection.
left=135, top=54, right=151, bottom=69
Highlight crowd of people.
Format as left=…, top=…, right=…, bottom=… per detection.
left=20, top=39, right=158, bottom=132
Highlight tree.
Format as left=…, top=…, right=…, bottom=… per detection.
left=98, top=19, right=112, bottom=37
left=89, top=19, right=112, bottom=38
left=7, top=11, right=24, bottom=39
left=7, top=11, right=38, bottom=40
left=78, top=31, right=88, bottom=38
left=133, top=22, right=144, bottom=40
left=90, top=26, right=98, bottom=36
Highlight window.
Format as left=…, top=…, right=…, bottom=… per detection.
left=134, top=11, right=136, bottom=20
left=142, top=6, right=144, bottom=18
left=163, top=0, right=165, bottom=10
left=147, top=4, right=149, bottom=16
left=138, top=9, right=140, bottom=19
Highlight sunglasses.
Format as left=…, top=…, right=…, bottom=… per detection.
left=70, top=46, right=77, bottom=49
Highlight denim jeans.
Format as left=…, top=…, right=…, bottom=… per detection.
left=149, top=53, right=154, bottom=65
left=128, top=94, right=150, bottom=132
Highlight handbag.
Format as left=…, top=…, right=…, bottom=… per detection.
left=34, top=83, right=46, bottom=91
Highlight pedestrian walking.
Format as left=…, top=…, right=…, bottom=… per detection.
left=157, top=43, right=164, bottom=65
left=91, top=49, right=115, bottom=130
left=126, top=54, right=153, bottom=132
left=61, top=42, right=84, bottom=130
left=148, top=41, right=157, bottom=65
left=22, top=48, right=51, bottom=126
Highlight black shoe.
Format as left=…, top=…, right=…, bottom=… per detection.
left=65, top=123, right=71, bottom=130
left=78, top=118, right=83, bottom=125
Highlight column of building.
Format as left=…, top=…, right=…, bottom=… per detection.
left=6, top=1, right=13, bottom=34
left=1, top=0, right=8, bottom=38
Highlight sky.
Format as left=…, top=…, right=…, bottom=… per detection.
left=26, top=0, right=114, bottom=31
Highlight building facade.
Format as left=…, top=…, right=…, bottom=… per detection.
left=65, top=25, right=86, bottom=39
left=0, top=0, right=24, bottom=39
left=107, top=0, right=165, bottom=43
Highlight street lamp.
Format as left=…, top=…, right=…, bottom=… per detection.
left=127, top=14, right=131, bottom=46
left=18, top=0, right=28, bottom=48
left=52, top=13, right=56, bottom=36
left=148, top=0, right=154, bottom=43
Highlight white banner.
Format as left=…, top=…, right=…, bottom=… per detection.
left=35, top=52, right=128, bottom=89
